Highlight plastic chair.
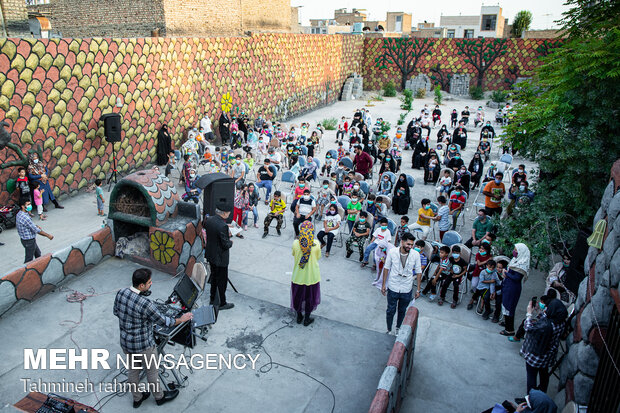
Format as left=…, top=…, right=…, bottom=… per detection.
left=337, top=195, right=351, bottom=211
left=301, top=146, right=308, bottom=156
left=442, top=230, right=462, bottom=246
left=359, top=181, right=370, bottom=195
left=342, top=214, right=374, bottom=256
left=313, top=158, right=321, bottom=170
left=380, top=171, right=397, bottom=186
left=280, top=171, right=297, bottom=202
left=386, top=218, right=398, bottom=237
left=298, top=157, right=306, bottom=167
left=327, top=149, right=337, bottom=159
left=405, top=174, right=415, bottom=188
left=377, top=195, right=392, bottom=210
left=341, top=157, right=354, bottom=170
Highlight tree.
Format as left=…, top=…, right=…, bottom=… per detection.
left=374, top=38, right=435, bottom=90
left=454, top=38, right=508, bottom=88
left=511, top=10, right=532, bottom=38
left=429, top=63, right=452, bottom=91
left=497, top=0, right=620, bottom=268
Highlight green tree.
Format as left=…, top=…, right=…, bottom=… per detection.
left=455, top=38, right=508, bottom=88
left=374, top=38, right=435, bottom=90
left=498, top=0, right=620, bottom=267
left=511, top=10, right=532, bottom=38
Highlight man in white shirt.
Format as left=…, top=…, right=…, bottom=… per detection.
left=266, top=147, right=282, bottom=170
left=381, top=232, right=422, bottom=335
left=200, top=114, right=214, bottom=142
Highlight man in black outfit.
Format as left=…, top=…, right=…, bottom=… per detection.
left=203, top=204, right=235, bottom=310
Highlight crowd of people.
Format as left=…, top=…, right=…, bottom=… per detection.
left=176, top=103, right=569, bottom=407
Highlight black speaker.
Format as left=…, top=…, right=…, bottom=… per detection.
left=101, top=113, right=122, bottom=142
left=197, top=173, right=235, bottom=223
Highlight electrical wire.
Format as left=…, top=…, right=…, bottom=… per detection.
left=253, top=319, right=336, bottom=413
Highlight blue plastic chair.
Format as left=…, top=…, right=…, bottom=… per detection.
left=442, top=231, right=462, bottom=246
left=499, top=153, right=513, bottom=165
left=301, top=146, right=308, bottom=156
left=337, top=195, right=351, bottom=211
left=341, top=157, right=353, bottom=170
left=327, top=149, right=337, bottom=159
left=298, top=157, right=306, bottom=167
left=380, top=171, right=396, bottom=185
left=405, top=174, right=415, bottom=188
left=359, top=181, right=370, bottom=195
left=313, top=157, right=321, bottom=169
left=386, top=218, right=398, bottom=237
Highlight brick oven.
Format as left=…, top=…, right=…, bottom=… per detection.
left=108, top=169, right=204, bottom=276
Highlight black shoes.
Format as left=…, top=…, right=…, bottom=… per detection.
left=296, top=312, right=303, bottom=324
left=133, top=392, right=150, bottom=408
left=276, top=229, right=281, bottom=236
left=345, top=250, right=352, bottom=258
left=303, top=316, right=314, bottom=326
left=220, top=303, right=234, bottom=310
left=262, top=232, right=268, bottom=238
left=155, top=389, right=179, bottom=406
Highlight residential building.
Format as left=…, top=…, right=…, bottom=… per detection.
left=386, top=12, right=412, bottom=33
left=411, top=22, right=447, bottom=38
left=333, top=8, right=367, bottom=25
left=440, top=5, right=506, bottom=38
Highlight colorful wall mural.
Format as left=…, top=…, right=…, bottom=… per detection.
left=362, top=38, right=559, bottom=91
left=0, top=34, right=364, bottom=205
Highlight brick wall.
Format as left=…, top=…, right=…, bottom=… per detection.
left=45, top=0, right=166, bottom=38
left=162, top=0, right=241, bottom=37
left=0, top=34, right=363, bottom=205
left=241, top=0, right=291, bottom=32
left=0, top=0, right=30, bottom=36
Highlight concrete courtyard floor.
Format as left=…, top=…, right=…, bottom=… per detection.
left=0, top=94, right=553, bottom=412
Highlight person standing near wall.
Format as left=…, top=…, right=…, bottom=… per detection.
left=16, top=199, right=53, bottom=263
left=203, top=204, right=235, bottom=310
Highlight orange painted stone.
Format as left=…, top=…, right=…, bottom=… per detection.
left=2, top=268, right=25, bottom=286
left=64, top=248, right=85, bottom=276
left=16, top=269, right=43, bottom=301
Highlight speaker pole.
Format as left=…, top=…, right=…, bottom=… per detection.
left=107, top=142, right=119, bottom=190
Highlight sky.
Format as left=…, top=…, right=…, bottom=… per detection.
left=291, top=0, right=571, bottom=30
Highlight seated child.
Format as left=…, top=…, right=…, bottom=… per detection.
left=467, top=260, right=498, bottom=319
left=438, top=170, right=452, bottom=195
left=469, top=242, right=492, bottom=291
left=378, top=174, right=393, bottom=196
left=342, top=177, right=354, bottom=197
left=395, top=216, right=410, bottom=245
left=263, top=191, right=286, bottom=237
left=438, top=245, right=468, bottom=308
left=346, top=211, right=372, bottom=262
left=421, top=246, right=450, bottom=301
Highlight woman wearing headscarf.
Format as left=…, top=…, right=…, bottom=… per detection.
left=392, top=173, right=410, bottom=215
left=520, top=298, right=567, bottom=393
left=291, top=221, right=321, bottom=326
left=500, top=243, right=531, bottom=336
left=411, top=135, right=429, bottom=169
left=436, top=125, right=449, bottom=143
left=218, top=111, right=231, bottom=144
left=424, top=151, right=440, bottom=184
left=468, top=152, right=484, bottom=189
left=156, top=125, right=172, bottom=165
left=454, top=165, right=471, bottom=195
left=27, top=153, right=64, bottom=211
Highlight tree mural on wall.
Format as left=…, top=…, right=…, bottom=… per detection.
left=455, top=38, right=508, bottom=88
left=374, top=38, right=435, bottom=90
left=429, top=63, right=453, bottom=91
left=535, top=39, right=565, bottom=58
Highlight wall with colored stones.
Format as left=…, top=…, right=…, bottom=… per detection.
left=369, top=306, right=419, bottom=413
left=0, top=34, right=364, bottom=205
left=362, top=38, right=552, bottom=91
left=555, top=159, right=620, bottom=409
left=0, top=225, right=115, bottom=316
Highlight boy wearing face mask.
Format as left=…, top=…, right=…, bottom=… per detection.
left=394, top=216, right=410, bottom=246
left=467, top=259, right=498, bottom=319
left=483, top=172, right=506, bottom=217
left=316, top=180, right=336, bottom=217
left=293, top=178, right=308, bottom=200
left=409, top=199, right=435, bottom=240
left=361, top=217, right=392, bottom=268
left=438, top=245, right=468, bottom=308
left=448, top=185, right=466, bottom=230
left=346, top=195, right=362, bottom=232
left=345, top=211, right=371, bottom=261
left=322, top=153, right=334, bottom=176
left=468, top=242, right=492, bottom=291
left=422, top=245, right=451, bottom=301
left=466, top=209, right=494, bottom=248
left=293, top=189, right=317, bottom=236
left=350, top=181, right=365, bottom=202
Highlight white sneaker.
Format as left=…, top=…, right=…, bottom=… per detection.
left=395, top=328, right=400, bottom=336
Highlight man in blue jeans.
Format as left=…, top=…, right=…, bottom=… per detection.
left=381, top=232, right=422, bottom=335
left=255, top=158, right=275, bottom=204
left=16, top=199, right=54, bottom=263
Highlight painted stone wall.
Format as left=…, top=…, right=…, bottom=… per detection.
left=363, top=38, right=553, bottom=91
left=0, top=34, right=363, bottom=205
left=0, top=225, right=115, bottom=316
left=556, top=159, right=620, bottom=408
